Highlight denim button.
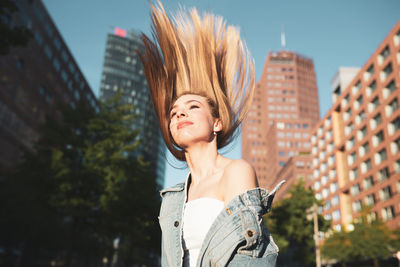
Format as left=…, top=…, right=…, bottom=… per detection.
left=174, top=221, right=179, bottom=227
left=247, top=230, right=253, bottom=237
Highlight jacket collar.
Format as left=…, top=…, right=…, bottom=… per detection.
left=160, top=172, right=285, bottom=214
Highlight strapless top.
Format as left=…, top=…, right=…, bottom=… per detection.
left=182, top=198, right=224, bottom=267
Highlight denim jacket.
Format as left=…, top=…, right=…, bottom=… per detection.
left=158, top=174, right=284, bottom=267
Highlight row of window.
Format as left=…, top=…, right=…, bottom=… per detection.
left=277, top=141, right=311, bottom=149
left=352, top=184, right=397, bottom=212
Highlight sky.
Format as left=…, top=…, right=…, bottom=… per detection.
left=41, top=0, right=400, bottom=188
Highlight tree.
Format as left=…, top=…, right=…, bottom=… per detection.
left=85, top=92, right=161, bottom=264
left=264, top=179, right=331, bottom=266
left=0, top=93, right=161, bottom=266
left=322, top=206, right=400, bottom=267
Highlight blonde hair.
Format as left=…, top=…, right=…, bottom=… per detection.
left=139, top=1, right=255, bottom=161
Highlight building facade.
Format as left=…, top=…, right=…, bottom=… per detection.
left=242, top=51, right=319, bottom=194
left=0, top=0, right=97, bottom=179
left=99, top=28, right=165, bottom=185
left=308, top=21, right=400, bottom=230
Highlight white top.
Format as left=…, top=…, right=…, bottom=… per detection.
left=182, top=198, right=224, bottom=267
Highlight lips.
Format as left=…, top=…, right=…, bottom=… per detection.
left=177, top=121, right=193, bottom=129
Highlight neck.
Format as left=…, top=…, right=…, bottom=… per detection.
left=184, top=141, right=220, bottom=186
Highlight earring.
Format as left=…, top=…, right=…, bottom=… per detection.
left=213, top=131, right=217, bottom=136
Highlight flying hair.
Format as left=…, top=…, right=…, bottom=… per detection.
left=138, top=1, right=255, bottom=161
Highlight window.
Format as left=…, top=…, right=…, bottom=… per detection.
left=324, top=200, right=331, bottom=211
left=385, top=97, right=399, bottom=117
left=379, top=186, right=392, bottom=201
left=53, top=37, right=61, bottom=50
left=314, top=181, right=321, bottom=190
left=349, top=167, right=358, bottom=181
left=361, top=158, right=372, bottom=173
left=343, top=108, right=351, bottom=121
left=370, top=113, right=382, bottom=130
left=378, top=45, right=390, bottom=64
left=330, top=182, right=338, bottom=193
left=392, top=137, right=400, bottom=155
left=366, top=80, right=377, bottom=97
left=354, top=95, right=363, bottom=110
left=351, top=184, right=361, bottom=196
left=322, top=188, right=329, bottom=198
left=61, top=70, right=68, bottom=82
left=45, top=23, right=53, bottom=37
left=352, top=80, right=362, bottom=95
left=394, top=159, right=400, bottom=174
left=352, top=200, right=362, bottom=212
left=368, top=96, right=379, bottom=113
left=332, top=210, right=341, bottom=221
left=388, top=116, right=400, bottom=136
left=382, top=206, right=394, bottom=221
left=374, top=148, right=387, bottom=165
left=34, top=30, right=43, bottom=45
left=377, top=167, right=390, bottom=182
left=53, top=58, right=60, bottom=71
left=357, top=126, right=367, bottom=141
left=345, top=122, right=354, bottom=136
left=346, top=137, right=355, bottom=150
left=329, top=169, right=337, bottom=179
left=372, top=130, right=384, bottom=147
left=332, top=196, right=339, bottom=206
left=44, top=44, right=52, bottom=59
left=380, top=62, right=392, bottom=81
left=359, top=142, right=369, bottom=157
left=342, top=94, right=350, bottom=108
left=363, top=176, right=374, bottom=190
left=365, top=194, right=376, bottom=206
left=364, top=64, right=374, bottom=82
left=348, top=152, right=357, bottom=165
left=383, top=80, right=396, bottom=99
left=322, top=176, right=328, bottom=185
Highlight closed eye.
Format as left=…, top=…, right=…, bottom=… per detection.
left=190, top=105, right=199, bottom=109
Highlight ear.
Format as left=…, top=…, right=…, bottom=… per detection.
left=213, top=118, right=222, bottom=133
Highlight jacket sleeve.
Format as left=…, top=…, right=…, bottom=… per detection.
left=228, top=209, right=279, bottom=267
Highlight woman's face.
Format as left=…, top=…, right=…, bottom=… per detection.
left=169, top=94, right=220, bottom=148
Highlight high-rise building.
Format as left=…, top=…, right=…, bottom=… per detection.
left=0, top=0, right=97, bottom=179
left=99, top=28, right=165, bottom=185
left=308, top=20, right=400, bottom=231
left=242, top=51, right=319, bottom=197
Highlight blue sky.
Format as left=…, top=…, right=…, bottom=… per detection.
left=42, top=0, right=399, bottom=188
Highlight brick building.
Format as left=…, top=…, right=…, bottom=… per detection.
left=242, top=51, right=319, bottom=195
left=308, top=20, right=400, bottom=230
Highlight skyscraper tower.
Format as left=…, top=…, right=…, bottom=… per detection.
left=242, top=51, right=319, bottom=195
left=99, top=28, right=165, bottom=185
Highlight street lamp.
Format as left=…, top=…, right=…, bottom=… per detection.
left=307, top=203, right=321, bottom=267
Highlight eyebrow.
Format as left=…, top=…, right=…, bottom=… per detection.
left=170, top=99, right=202, bottom=112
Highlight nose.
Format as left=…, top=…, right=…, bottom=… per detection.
left=176, top=109, right=187, bottom=118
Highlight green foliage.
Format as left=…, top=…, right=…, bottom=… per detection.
left=322, top=206, right=400, bottom=267
left=0, top=93, right=161, bottom=266
left=264, top=179, right=330, bottom=265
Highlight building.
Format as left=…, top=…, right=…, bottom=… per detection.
left=99, top=28, right=165, bottom=185
left=308, top=20, right=400, bottom=230
left=242, top=51, right=319, bottom=196
left=0, top=0, right=97, bottom=179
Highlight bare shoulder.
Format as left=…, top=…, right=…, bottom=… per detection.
left=220, top=159, right=259, bottom=204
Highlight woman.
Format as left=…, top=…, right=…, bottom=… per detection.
left=139, top=2, right=283, bottom=266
